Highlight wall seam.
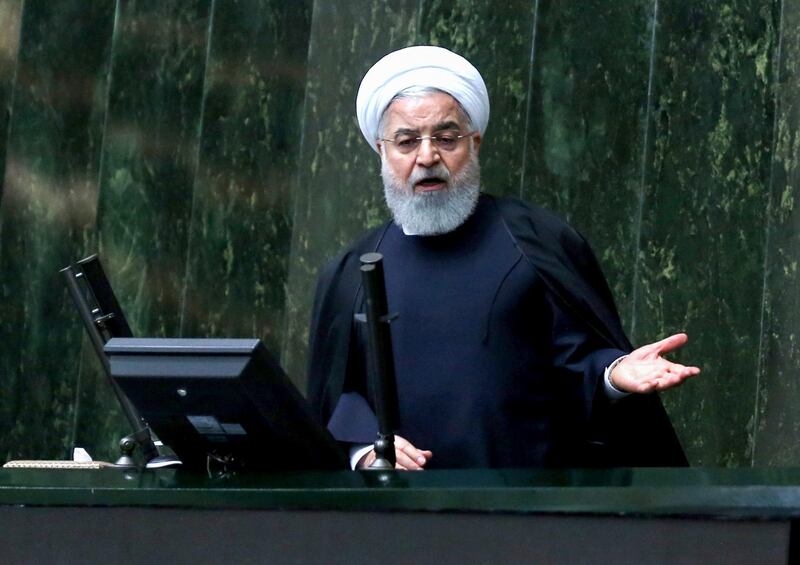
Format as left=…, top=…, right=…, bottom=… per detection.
left=68, top=0, right=123, bottom=455
left=752, top=0, right=786, bottom=467
left=415, top=0, right=423, bottom=40
left=279, top=0, right=317, bottom=367
left=0, top=0, right=24, bottom=216
left=518, top=0, right=539, bottom=198
left=93, top=0, right=121, bottom=235
left=629, top=0, right=659, bottom=341
left=178, top=0, right=216, bottom=337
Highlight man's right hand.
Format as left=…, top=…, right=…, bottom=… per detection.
left=357, top=435, right=432, bottom=470
left=610, top=333, right=700, bottom=393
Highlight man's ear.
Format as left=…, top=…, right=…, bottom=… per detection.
left=471, top=133, right=482, bottom=155
left=376, top=141, right=387, bottom=159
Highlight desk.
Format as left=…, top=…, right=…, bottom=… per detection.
left=1, top=467, right=797, bottom=564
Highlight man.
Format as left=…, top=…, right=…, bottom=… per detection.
left=307, top=46, right=699, bottom=470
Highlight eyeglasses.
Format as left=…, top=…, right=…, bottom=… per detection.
left=381, top=131, right=477, bottom=154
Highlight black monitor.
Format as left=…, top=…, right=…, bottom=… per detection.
left=61, top=254, right=133, bottom=371
left=105, top=337, right=348, bottom=472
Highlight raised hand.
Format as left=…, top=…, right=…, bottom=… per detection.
left=610, top=333, right=700, bottom=394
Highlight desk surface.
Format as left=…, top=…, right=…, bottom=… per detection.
left=3, top=467, right=800, bottom=519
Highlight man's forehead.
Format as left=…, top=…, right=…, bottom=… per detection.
left=384, top=92, right=466, bottom=130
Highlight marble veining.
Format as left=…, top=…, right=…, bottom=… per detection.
left=0, top=0, right=797, bottom=466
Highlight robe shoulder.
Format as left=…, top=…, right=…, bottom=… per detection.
left=491, top=195, right=687, bottom=466
left=306, top=222, right=391, bottom=423
left=491, top=195, right=631, bottom=350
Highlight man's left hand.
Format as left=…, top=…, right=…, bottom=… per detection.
left=610, top=333, right=700, bottom=394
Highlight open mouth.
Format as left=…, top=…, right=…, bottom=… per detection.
left=414, top=177, right=447, bottom=192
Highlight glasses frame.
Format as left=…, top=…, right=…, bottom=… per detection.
left=380, top=131, right=478, bottom=154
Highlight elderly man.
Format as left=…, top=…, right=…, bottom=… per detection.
left=307, top=46, right=699, bottom=470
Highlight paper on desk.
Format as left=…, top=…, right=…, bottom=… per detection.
left=72, top=447, right=93, bottom=462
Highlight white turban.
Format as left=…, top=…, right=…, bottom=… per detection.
left=356, top=45, right=490, bottom=153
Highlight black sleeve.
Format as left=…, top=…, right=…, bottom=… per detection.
left=547, top=288, right=627, bottom=418
left=545, top=288, right=627, bottom=466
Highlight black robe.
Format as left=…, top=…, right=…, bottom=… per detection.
left=307, top=194, right=687, bottom=467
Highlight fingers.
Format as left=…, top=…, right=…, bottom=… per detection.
left=627, top=333, right=689, bottom=362
left=395, top=449, right=431, bottom=470
left=394, top=435, right=432, bottom=471
left=652, top=364, right=700, bottom=391
left=360, top=447, right=424, bottom=471
left=652, top=333, right=689, bottom=355
left=635, top=364, right=701, bottom=393
left=656, top=361, right=700, bottom=377
left=357, top=435, right=433, bottom=471
left=612, top=357, right=700, bottom=394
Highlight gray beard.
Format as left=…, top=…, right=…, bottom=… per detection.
left=381, top=152, right=481, bottom=236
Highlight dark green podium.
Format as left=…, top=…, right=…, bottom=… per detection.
left=1, top=467, right=798, bottom=564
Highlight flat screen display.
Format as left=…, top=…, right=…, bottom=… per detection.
left=105, top=337, right=347, bottom=472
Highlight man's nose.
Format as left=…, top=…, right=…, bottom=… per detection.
left=415, top=137, right=441, bottom=167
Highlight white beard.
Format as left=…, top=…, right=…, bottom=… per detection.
left=381, top=150, right=481, bottom=236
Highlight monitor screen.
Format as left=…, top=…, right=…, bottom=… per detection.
left=105, top=337, right=348, bottom=473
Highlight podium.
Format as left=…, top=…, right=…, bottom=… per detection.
left=0, top=467, right=797, bottom=564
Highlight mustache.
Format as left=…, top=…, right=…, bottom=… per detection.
left=408, top=164, right=451, bottom=185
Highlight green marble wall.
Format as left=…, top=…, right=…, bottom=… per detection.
left=0, top=0, right=313, bottom=462
left=635, top=1, right=778, bottom=466
left=0, top=0, right=798, bottom=467
left=182, top=0, right=311, bottom=357
left=0, top=0, right=22, bottom=200
left=755, top=0, right=800, bottom=466
left=75, top=0, right=212, bottom=459
left=281, top=0, right=418, bottom=384
left=522, top=0, right=654, bottom=316
left=0, top=0, right=115, bottom=461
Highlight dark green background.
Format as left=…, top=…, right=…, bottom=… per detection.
left=0, top=0, right=796, bottom=466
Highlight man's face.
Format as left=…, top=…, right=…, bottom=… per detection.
left=377, top=92, right=483, bottom=235
left=377, top=91, right=481, bottom=190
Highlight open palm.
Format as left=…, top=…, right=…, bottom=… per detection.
left=611, top=333, right=700, bottom=394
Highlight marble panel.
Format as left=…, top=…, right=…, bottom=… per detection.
left=0, top=0, right=785, bottom=467
left=0, top=0, right=23, bottom=203
left=281, top=0, right=418, bottom=388
left=754, top=0, right=800, bottom=466
left=73, top=0, right=210, bottom=459
left=181, top=0, right=312, bottom=357
left=94, top=0, right=210, bottom=336
left=0, top=1, right=115, bottom=460
left=636, top=1, right=777, bottom=466
left=521, top=0, right=655, bottom=326
left=416, top=0, right=536, bottom=198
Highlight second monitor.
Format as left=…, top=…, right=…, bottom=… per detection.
left=105, top=337, right=348, bottom=473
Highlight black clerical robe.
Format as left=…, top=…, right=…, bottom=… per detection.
left=307, top=194, right=687, bottom=468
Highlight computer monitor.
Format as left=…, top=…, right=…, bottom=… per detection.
left=105, top=337, right=348, bottom=472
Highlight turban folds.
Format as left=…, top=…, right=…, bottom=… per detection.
left=356, top=46, right=490, bottom=152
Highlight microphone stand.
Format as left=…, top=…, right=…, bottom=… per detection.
left=356, top=253, right=400, bottom=470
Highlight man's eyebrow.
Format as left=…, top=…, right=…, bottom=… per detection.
left=391, top=121, right=464, bottom=136
left=433, top=120, right=461, bottom=131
